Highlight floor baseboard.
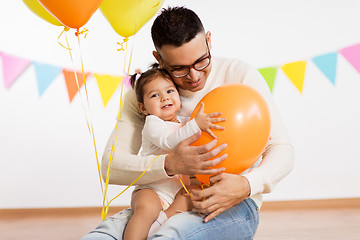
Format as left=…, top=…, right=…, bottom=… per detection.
left=261, top=198, right=360, bottom=211
left=0, top=206, right=128, bottom=219
left=1, top=198, right=359, bottom=219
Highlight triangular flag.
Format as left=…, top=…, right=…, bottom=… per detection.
left=340, top=43, right=360, bottom=74
left=281, top=61, right=307, bottom=93
left=33, top=61, right=62, bottom=96
left=62, top=69, right=90, bottom=102
left=94, top=74, right=123, bottom=107
left=312, top=52, right=338, bottom=85
left=258, top=67, right=278, bottom=92
left=0, top=52, right=30, bottom=88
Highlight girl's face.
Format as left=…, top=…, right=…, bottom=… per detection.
left=138, top=77, right=181, bottom=122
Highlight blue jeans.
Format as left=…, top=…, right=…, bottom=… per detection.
left=79, top=198, right=259, bottom=240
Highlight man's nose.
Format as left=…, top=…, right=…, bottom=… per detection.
left=187, top=67, right=201, bottom=80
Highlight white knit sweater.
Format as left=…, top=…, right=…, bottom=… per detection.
left=101, top=56, right=294, bottom=208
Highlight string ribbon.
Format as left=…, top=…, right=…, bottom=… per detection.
left=117, top=37, right=129, bottom=51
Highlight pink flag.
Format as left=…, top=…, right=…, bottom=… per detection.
left=0, top=52, right=30, bottom=88
left=340, top=43, right=360, bottom=74
left=123, top=75, right=131, bottom=89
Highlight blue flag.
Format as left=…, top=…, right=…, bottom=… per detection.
left=312, top=52, right=338, bottom=85
left=33, top=61, right=62, bottom=96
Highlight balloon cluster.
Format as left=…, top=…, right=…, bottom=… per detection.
left=190, top=84, right=271, bottom=185
left=22, top=0, right=165, bottom=37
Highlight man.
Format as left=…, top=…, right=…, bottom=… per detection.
left=81, top=6, right=294, bottom=240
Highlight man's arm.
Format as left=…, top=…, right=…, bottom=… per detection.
left=241, top=65, right=295, bottom=195
left=191, top=64, right=294, bottom=221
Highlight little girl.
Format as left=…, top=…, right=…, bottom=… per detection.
left=123, top=67, right=225, bottom=239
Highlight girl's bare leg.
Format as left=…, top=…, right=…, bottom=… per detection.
left=124, top=189, right=162, bottom=240
left=148, top=187, right=194, bottom=237
left=164, top=187, right=193, bottom=218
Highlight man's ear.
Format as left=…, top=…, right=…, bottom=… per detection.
left=138, top=102, right=148, bottom=115
left=205, top=31, right=212, bottom=50
left=152, top=51, right=163, bottom=67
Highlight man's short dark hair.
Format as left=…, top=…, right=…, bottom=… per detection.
left=151, top=6, right=205, bottom=49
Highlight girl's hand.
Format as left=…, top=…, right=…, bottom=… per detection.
left=195, top=102, right=226, bottom=139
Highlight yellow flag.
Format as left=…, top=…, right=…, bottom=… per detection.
left=94, top=74, right=123, bottom=106
left=281, top=61, right=307, bottom=93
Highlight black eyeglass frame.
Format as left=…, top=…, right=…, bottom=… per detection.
left=158, top=40, right=211, bottom=78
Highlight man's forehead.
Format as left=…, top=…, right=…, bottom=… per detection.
left=158, top=34, right=207, bottom=65
left=161, top=48, right=207, bottom=67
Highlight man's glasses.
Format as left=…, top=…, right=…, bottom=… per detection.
left=159, top=41, right=211, bottom=78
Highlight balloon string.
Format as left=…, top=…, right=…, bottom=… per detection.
left=63, top=32, right=91, bottom=136
left=101, top=83, right=125, bottom=220
left=101, top=33, right=140, bottom=220
left=101, top=37, right=131, bottom=220
left=75, top=29, right=104, bottom=197
left=61, top=30, right=107, bottom=209
left=75, top=28, right=88, bottom=38
left=58, top=27, right=71, bottom=50
left=117, top=37, right=129, bottom=51
left=178, top=175, right=192, bottom=198
left=101, top=155, right=162, bottom=220
left=200, top=183, right=209, bottom=201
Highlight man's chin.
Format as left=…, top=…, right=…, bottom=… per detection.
left=187, top=80, right=206, bottom=92
left=188, top=86, right=204, bottom=92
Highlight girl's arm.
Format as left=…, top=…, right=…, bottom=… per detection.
left=142, top=115, right=200, bottom=152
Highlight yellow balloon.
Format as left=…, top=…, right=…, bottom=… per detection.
left=100, top=0, right=165, bottom=38
left=22, top=0, right=63, bottom=26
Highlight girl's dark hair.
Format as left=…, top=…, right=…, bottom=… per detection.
left=130, top=65, right=173, bottom=103
left=151, top=6, right=204, bottom=49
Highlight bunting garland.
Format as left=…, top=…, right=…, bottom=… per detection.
left=62, top=69, right=91, bottom=102
left=257, top=43, right=360, bottom=93
left=281, top=61, right=307, bottom=93
left=258, top=67, right=277, bottom=93
left=339, top=43, right=360, bottom=74
left=94, top=74, right=123, bottom=106
left=33, top=61, right=62, bottom=96
left=1, top=42, right=360, bottom=103
left=0, top=52, right=31, bottom=89
left=312, top=52, right=338, bottom=85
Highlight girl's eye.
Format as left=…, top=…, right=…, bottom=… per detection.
left=167, top=89, right=174, bottom=93
left=151, top=94, right=159, bottom=98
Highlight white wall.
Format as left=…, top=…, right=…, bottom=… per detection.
left=1, top=0, right=359, bottom=209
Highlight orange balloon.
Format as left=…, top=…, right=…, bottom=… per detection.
left=38, top=0, right=103, bottom=29
left=190, top=84, right=271, bottom=185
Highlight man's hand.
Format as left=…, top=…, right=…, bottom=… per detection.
left=190, top=173, right=251, bottom=222
left=164, top=132, right=228, bottom=176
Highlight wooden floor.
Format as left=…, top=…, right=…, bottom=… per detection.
left=1, top=199, right=360, bottom=240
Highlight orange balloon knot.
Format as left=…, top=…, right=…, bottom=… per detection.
left=75, top=28, right=88, bottom=38
left=117, top=37, right=129, bottom=51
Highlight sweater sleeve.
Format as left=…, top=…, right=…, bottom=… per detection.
left=143, top=116, right=200, bottom=152
left=101, top=89, right=171, bottom=186
left=239, top=64, right=295, bottom=196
